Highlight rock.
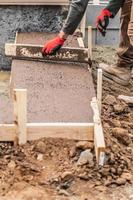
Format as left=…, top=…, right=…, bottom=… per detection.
left=8, top=160, right=16, bottom=170
left=104, top=95, right=117, bottom=105
left=35, top=141, right=47, bottom=154
left=121, top=172, right=132, bottom=182
left=61, top=171, right=74, bottom=182
left=118, top=95, right=133, bottom=106
left=58, top=189, right=70, bottom=196
left=77, top=149, right=94, bottom=167
left=113, top=103, right=127, bottom=114
left=76, top=141, right=94, bottom=150
left=104, top=180, right=112, bottom=186
left=111, top=119, right=121, bottom=127
left=69, top=147, right=76, bottom=158
left=100, top=167, right=110, bottom=177
left=95, top=185, right=107, bottom=192
left=116, top=178, right=126, bottom=185
left=78, top=172, right=89, bottom=180
left=117, top=167, right=123, bottom=176
left=37, top=153, right=43, bottom=161
left=111, top=128, right=131, bottom=145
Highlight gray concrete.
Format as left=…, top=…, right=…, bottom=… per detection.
left=0, top=5, right=66, bottom=70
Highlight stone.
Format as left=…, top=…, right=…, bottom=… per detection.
left=77, top=149, right=94, bottom=167
left=116, top=178, right=126, bottom=185
left=113, top=103, right=127, bottom=114
left=78, top=172, right=89, bottom=180
left=111, top=128, right=131, bottom=145
left=76, top=141, right=94, bottom=150
left=111, top=119, right=121, bottom=127
left=69, top=147, right=76, bottom=158
left=104, top=95, right=117, bottom=105
left=61, top=171, right=74, bottom=182
left=58, top=189, right=70, bottom=197
left=121, top=172, right=132, bottom=182
left=37, top=153, right=43, bottom=161
left=8, top=160, right=16, bottom=170
left=35, top=141, right=47, bottom=154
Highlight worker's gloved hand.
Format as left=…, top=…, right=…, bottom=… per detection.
left=96, top=9, right=112, bottom=36
left=42, top=36, right=65, bottom=56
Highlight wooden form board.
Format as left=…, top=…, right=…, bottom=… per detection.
left=1, top=32, right=105, bottom=163
left=0, top=0, right=69, bottom=5
left=0, top=122, right=94, bottom=142
left=5, top=43, right=89, bottom=64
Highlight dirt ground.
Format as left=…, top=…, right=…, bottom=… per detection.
left=0, top=46, right=133, bottom=200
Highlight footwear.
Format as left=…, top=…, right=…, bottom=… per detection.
left=98, top=63, right=131, bottom=86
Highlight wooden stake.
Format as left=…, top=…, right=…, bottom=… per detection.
left=77, top=37, right=85, bottom=48
left=97, top=69, right=103, bottom=116
left=91, top=97, right=105, bottom=165
left=88, top=26, right=93, bottom=60
left=14, top=89, right=27, bottom=145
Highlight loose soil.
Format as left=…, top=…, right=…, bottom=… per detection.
left=0, top=46, right=133, bottom=199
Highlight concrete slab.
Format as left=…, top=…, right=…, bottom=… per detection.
left=1, top=32, right=95, bottom=124
left=11, top=59, right=95, bottom=123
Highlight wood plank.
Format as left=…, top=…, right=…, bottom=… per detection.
left=77, top=37, right=85, bottom=48
left=97, top=69, right=103, bottom=116
left=0, top=0, right=69, bottom=5
left=14, top=89, right=27, bottom=144
left=88, top=26, right=93, bottom=60
left=0, top=123, right=94, bottom=142
left=5, top=43, right=89, bottom=63
left=0, top=124, right=15, bottom=141
left=91, top=97, right=105, bottom=165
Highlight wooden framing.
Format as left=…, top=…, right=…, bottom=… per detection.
left=0, top=0, right=69, bottom=5
left=5, top=43, right=89, bottom=64
left=1, top=32, right=105, bottom=165
left=97, top=69, right=103, bottom=116
left=91, top=97, right=105, bottom=165
left=88, top=26, right=93, bottom=60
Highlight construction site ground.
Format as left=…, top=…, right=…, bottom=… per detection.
left=0, top=46, right=133, bottom=200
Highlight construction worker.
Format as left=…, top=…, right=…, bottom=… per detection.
left=42, top=0, right=133, bottom=86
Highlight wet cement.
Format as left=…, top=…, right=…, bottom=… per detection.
left=11, top=59, right=95, bottom=123
left=1, top=32, right=95, bottom=123
left=0, top=72, right=13, bottom=123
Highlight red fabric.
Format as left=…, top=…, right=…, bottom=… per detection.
left=42, top=36, right=65, bottom=55
left=96, top=9, right=112, bottom=23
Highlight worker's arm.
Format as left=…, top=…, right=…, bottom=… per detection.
left=96, top=0, right=124, bottom=36
left=106, top=0, right=124, bottom=17
left=42, top=0, right=89, bottom=55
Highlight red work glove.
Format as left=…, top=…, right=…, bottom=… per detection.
left=96, top=9, right=112, bottom=36
left=42, top=36, right=65, bottom=55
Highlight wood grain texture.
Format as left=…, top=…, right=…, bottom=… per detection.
left=0, top=123, right=94, bottom=141
left=0, top=0, right=69, bottom=5
left=5, top=43, right=89, bottom=64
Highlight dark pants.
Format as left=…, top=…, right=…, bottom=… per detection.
left=117, top=0, right=133, bottom=68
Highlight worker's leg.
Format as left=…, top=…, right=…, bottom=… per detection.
left=99, top=0, right=133, bottom=86
left=117, top=0, right=133, bottom=68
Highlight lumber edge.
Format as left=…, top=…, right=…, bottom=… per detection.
left=5, top=43, right=90, bottom=63
left=91, top=97, right=105, bottom=165
left=0, top=123, right=94, bottom=142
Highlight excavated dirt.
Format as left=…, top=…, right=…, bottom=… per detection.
left=0, top=46, right=133, bottom=199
